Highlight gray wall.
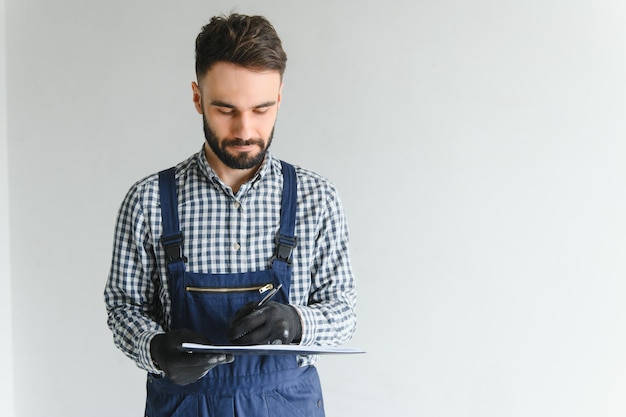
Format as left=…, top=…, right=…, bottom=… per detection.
left=1, top=0, right=15, bottom=416
left=4, top=1, right=626, bottom=416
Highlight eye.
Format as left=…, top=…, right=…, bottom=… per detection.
left=253, top=107, right=270, bottom=115
left=217, top=108, right=235, bottom=115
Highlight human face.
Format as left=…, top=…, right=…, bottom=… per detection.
left=192, top=62, right=283, bottom=171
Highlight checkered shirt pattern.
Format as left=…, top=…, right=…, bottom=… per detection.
left=104, top=148, right=357, bottom=373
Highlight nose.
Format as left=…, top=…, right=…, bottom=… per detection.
left=232, top=112, right=254, bottom=140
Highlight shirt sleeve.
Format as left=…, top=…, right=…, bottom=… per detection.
left=104, top=182, right=164, bottom=374
left=292, top=183, right=357, bottom=347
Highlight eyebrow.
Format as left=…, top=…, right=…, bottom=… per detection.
left=210, top=100, right=277, bottom=109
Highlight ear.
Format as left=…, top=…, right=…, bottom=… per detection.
left=191, top=81, right=203, bottom=114
left=276, top=82, right=284, bottom=110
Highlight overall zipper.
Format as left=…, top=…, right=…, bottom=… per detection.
left=185, top=283, right=274, bottom=294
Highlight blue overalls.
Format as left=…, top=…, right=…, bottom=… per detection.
left=145, top=161, right=325, bottom=417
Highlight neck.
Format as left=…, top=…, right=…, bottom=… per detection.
left=203, top=143, right=260, bottom=194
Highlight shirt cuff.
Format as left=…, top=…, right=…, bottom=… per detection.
left=137, top=330, right=165, bottom=375
left=291, top=305, right=314, bottom=346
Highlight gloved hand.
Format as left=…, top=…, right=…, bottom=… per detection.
left=229, top=301, right=302, bottom=345
left=150, top=328, right=234, bottom=386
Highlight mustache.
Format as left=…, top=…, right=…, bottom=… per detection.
left=223, top=138, right=264, bottom=147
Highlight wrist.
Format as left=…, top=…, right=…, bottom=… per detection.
left=290, top=305, right=313, bottom=345
left=286, top=305, right=303, bottom=343
left=149, top=333, right=166, bottom=373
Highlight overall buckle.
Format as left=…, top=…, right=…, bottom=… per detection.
left=273, top=235, right=297, bottom=265
left=161, top=233, right=187, bottom=264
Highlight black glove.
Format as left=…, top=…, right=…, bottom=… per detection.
left=150, top=328, right=234, bottom=386
left=229, top=301, right=302, bottom=345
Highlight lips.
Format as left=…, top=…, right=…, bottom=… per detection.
left=230, top=144, right=257, bottom=152
left=225, top=139, right=263, bottom=152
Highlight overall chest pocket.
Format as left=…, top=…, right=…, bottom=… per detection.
left=178, top=271, right=280, bottom=344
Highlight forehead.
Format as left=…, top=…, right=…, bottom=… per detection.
left=200, top=62, right=282, bottom=105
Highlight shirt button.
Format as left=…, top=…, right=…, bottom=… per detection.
left=233, top=243, right=241, bottom=251
left=234, top=201, right=241, bottom=209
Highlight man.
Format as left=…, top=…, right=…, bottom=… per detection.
left=104, top=13, right=357, bottom=417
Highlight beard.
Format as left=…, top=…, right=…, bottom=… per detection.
left=203, top=115, right=274, bottom=170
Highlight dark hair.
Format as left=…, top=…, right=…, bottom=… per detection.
left=195, top=14, right=287, bottom=80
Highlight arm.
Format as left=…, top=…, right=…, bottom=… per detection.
left=293, top=184, right=357, bottom=347
left=104, top=183, right=164, bottom=374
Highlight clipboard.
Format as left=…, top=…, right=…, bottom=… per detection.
left=179, top=343, right=365, bottom=356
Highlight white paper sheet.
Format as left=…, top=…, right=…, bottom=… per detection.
left=179, top=343, right=365, bottom=355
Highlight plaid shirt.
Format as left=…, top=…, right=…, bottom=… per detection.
left=104, top=148, right=357, bottom=373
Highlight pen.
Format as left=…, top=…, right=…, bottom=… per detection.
left=228, top=284, right=284, bottom=343
left=256, top=284, right=282, bottom=310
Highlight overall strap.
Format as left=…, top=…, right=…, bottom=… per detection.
left=273, top=161, right=297, bottom=269
left=158, top=167, right=186, bottom=271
